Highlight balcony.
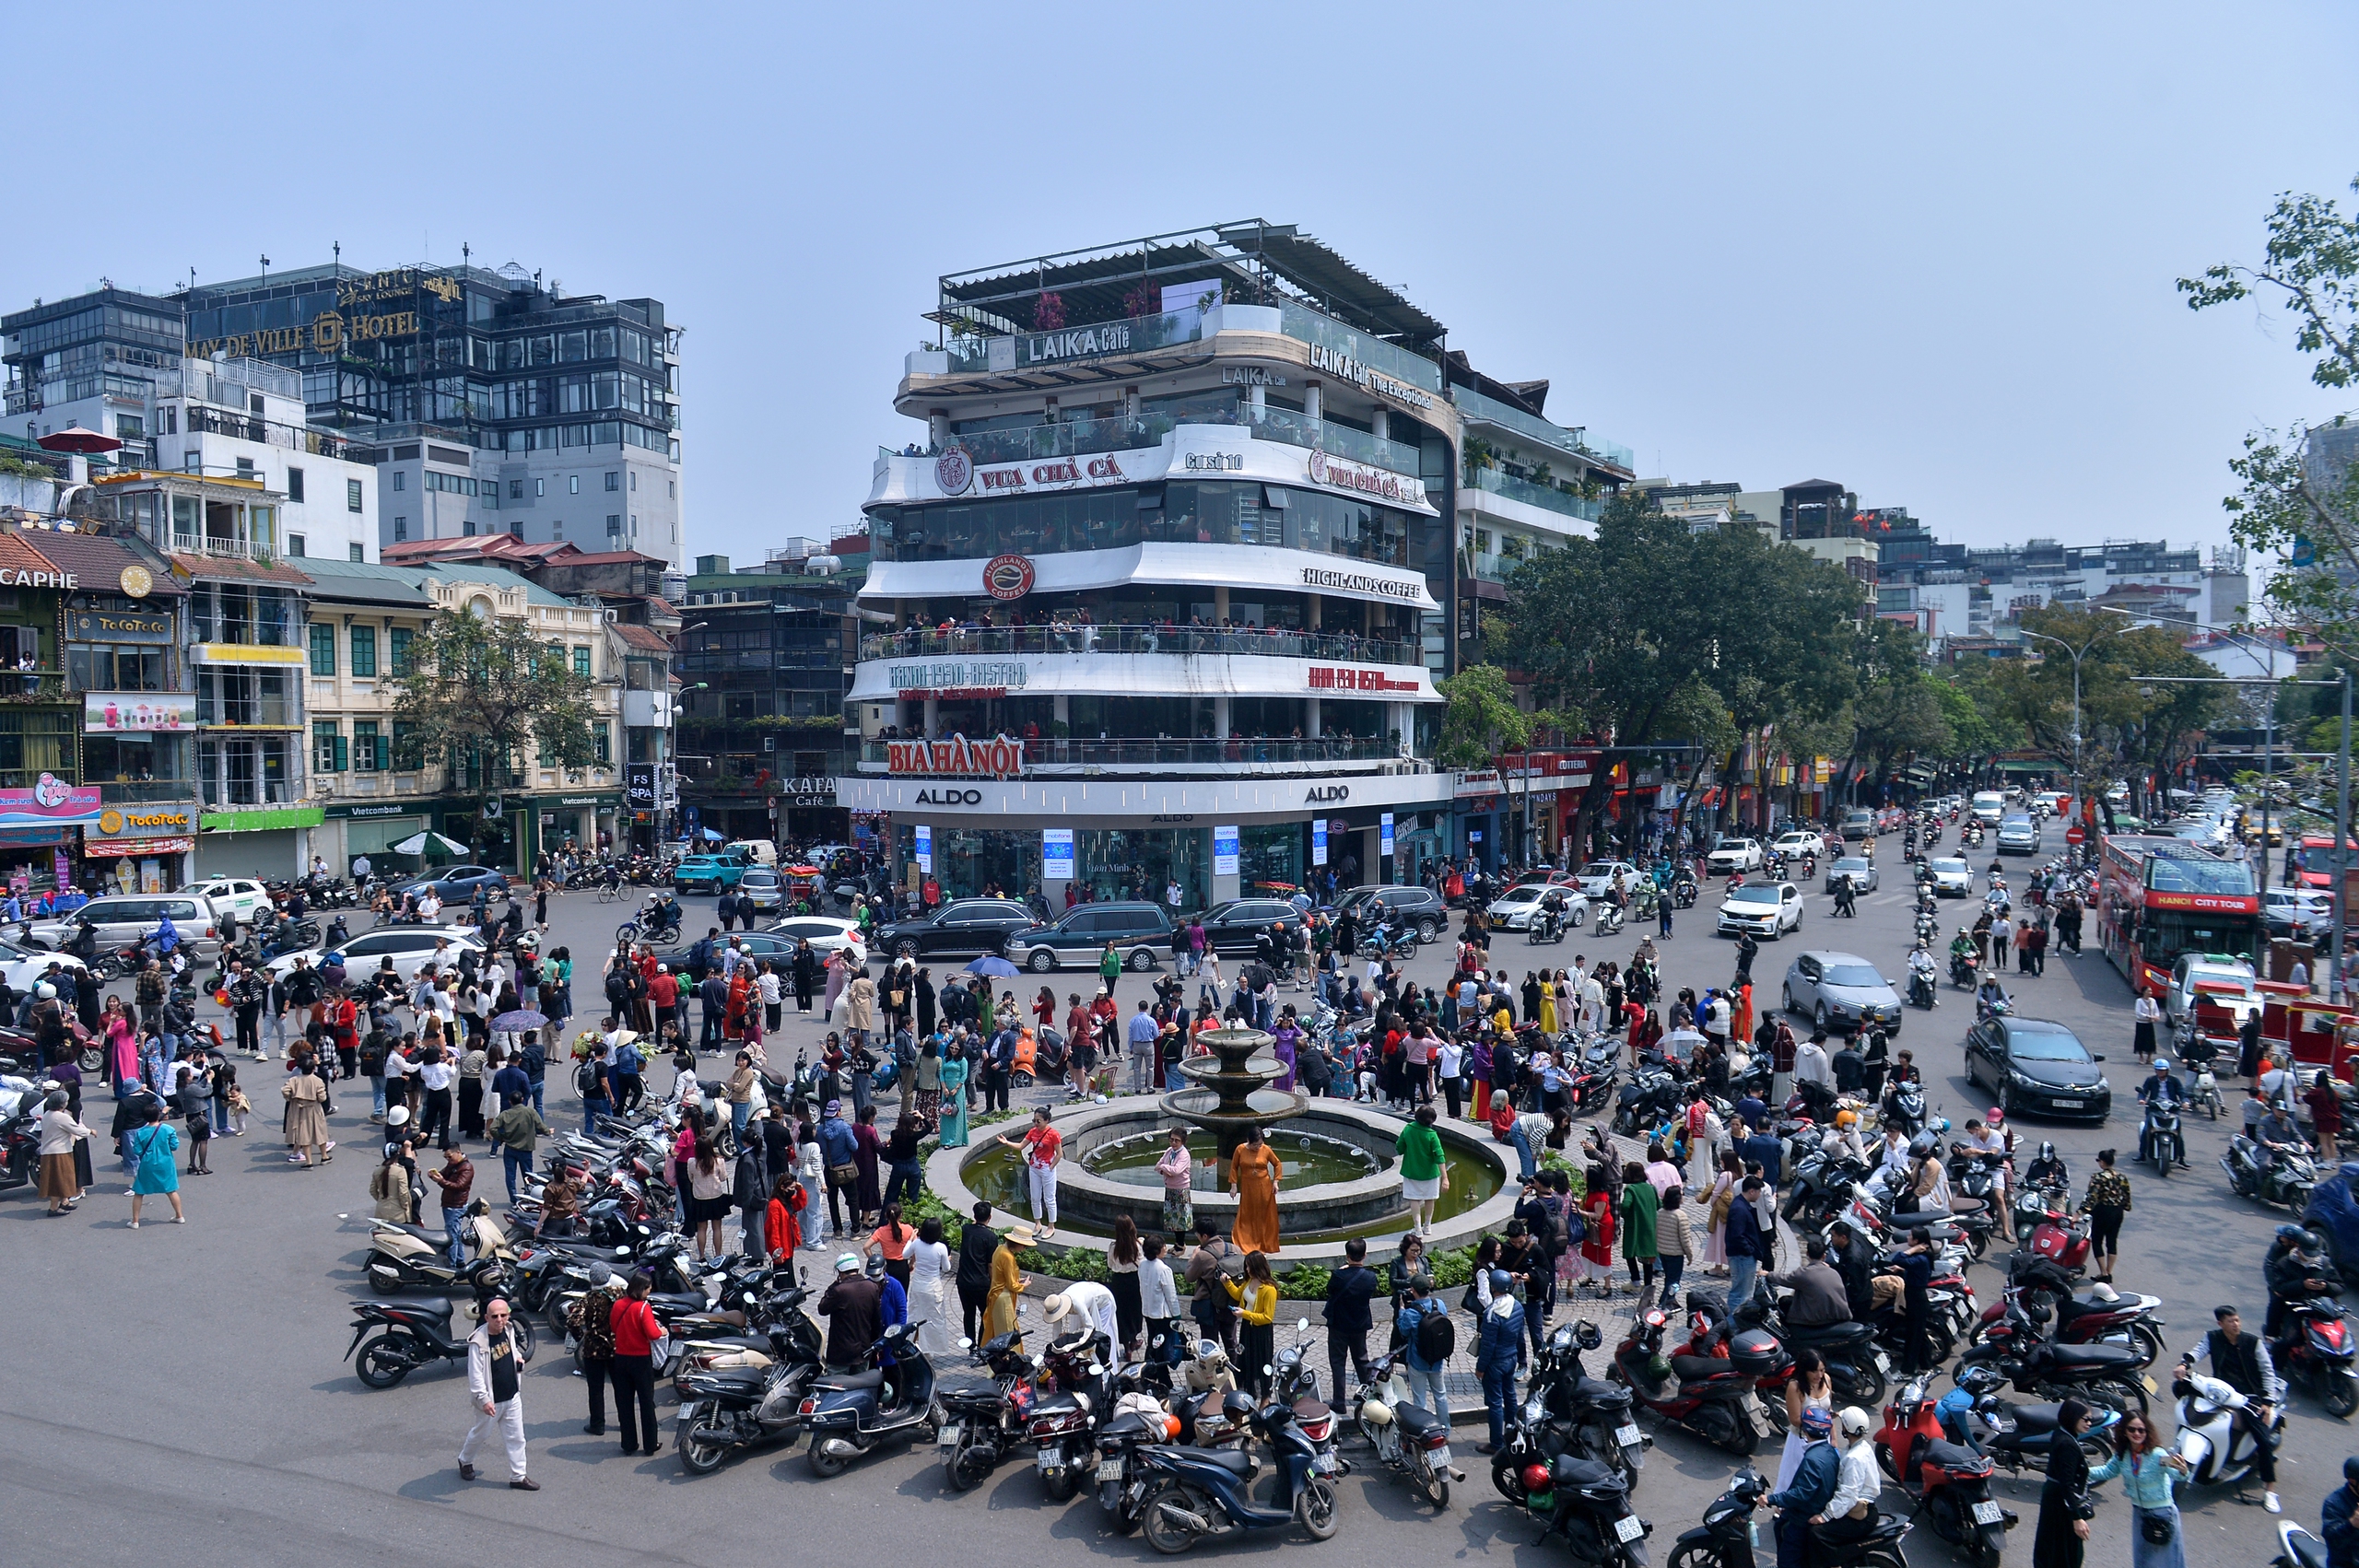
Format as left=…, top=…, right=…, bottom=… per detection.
left=169, top=531, right=274, bottom=563
left=0, top=671, right=66, bottom=702
left=1463, top=466, right=1604, bottom=526
left=883, top=406, right=1421, bottom=481
left=860, top=624, right=1423, bottom=667
left=97, top=780, right=196, bottom=805
left=184, top=405, right=374, bottom=462
left=860, top=734, right=1424, bottom=778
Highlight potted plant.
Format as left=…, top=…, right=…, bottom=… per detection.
left=1031, top=291, right=1066, bottom=331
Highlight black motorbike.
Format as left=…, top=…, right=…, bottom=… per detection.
left=1492, top=1320, right=1649, bottom=1507
left=674, top=1276, right=827, bottom=1474
left=2224, top=1133, right=2318, bottom=1211
left=2140, top=1100, right=2185, bottom=1178
left=1134, top=1395, right=1342, bottom=1552
left=1954, top=1297, right=2150, bottom=1416
left=1666, top=1468, right=1911, bottom=1568
left=347, top=1260, right=533, bottom=1388
left=941, top=1329, right=1036, bottom=1492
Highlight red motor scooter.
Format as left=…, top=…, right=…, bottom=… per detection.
left=1872, top=1376, right=2015, bottom=1568
left=1607, top=1298, right=1778, bottom=1455
left=1966, top=1259, right=2165, bottom=1367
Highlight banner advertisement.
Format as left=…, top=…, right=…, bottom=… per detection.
left=1041, top=827, right=1074, bottom=881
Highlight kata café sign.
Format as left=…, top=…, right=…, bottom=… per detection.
left=886, top=736, right=1026, bottom=780
left=1308, top=665, right=1419, bottom=694
left=1304, top=342, right=1435, bottom=411
left=188, top=269, right=463, bottom=359
left=890, top=661, right=1030, bottom=699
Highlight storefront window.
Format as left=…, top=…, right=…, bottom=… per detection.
left=86, top=733, right=186, bottom=788
left=894, top=824, right=1038, bottom=903
left=0, top=709, right=75, bottom=789
left=1238, top=824, right=1304, bottom=896
left=198, top=737, right=293, bottom=806
left=1078, top=827, right=1205, bottom=912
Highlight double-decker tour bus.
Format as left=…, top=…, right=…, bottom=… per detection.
left=2095, top=833, right=2263, bottom=995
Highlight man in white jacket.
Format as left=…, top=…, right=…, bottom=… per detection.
left=456, top=1299, right=537, bottom=1489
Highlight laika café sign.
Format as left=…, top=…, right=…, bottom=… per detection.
left=885, top=736, right=1027, bottom=780
left=1306, top=449, right=1423, bottom=506
left=1304, top=343, right=1436, bottom=410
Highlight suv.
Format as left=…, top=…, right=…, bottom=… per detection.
left=1193, top=898, right=1308, bottom=957
left=1331, top=884, right=1448, bottom=942
left=1706, top=837, right=1764, bottom=875
left=672, top=855, right=748, bottom=895
left=28, top=892, right=224, bottom=961
left=872, top=897, right=1038, bottom=964
left=1004, top=902, right=1173, bottom=973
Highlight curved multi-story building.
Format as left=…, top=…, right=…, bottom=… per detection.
left=839, top=224, right=1628, bottom=909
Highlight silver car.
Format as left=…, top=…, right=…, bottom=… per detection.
left=1824, top=857, right=1878, bottom=895
left=27, top=892, right=224, bottom=962
left=736, top=868, right=784, bottom=913
left=1781, top=950, right=1904, bottom=1036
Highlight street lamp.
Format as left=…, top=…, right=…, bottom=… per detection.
left=2016, top=624, right=2109, bottom=817
left=2098, top=606, right=2284, bottom=880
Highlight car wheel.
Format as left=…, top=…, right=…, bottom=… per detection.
left=1027, top=950, right=1056, bottom=973
left=1814, top=1001, right=1830, bottom=1032
left=1783, top=985, right=1797, bottom=1016
left=1568, top=906, right=1585, bottom=928
left=1127, top=947, right=1156, bottom=972
left=894, top=940, right=918, bottom=961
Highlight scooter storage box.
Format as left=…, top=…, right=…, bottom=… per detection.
left=1729, top=1328, right=1784, bottom=1374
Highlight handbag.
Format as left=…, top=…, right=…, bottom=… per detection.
left=2140, top=1511, right=2175, bottom=1546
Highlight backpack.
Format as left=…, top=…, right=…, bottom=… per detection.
left=575, top=1059, right=604, bottom=1098
left=1543, top=1193, right=1576, bottom=1253
left=1411, top=1302, right=1456, bottom=1364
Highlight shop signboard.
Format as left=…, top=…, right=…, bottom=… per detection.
left=913, top=825, right=933, bottom=874
left=1041, top=827, right=1073, bottom=882
left=885, top=736, right=1026, bottom=780
left=1311, top=820, right=1327, bottom=867
left=1380, top=813, right=1395, bottom=859
left=87, top=836, right=195, bottom=859
left=68, top=610, right=173, bottom=643
left=0, top=775, right=100, bottom=827
left=97, top=807, right=193, bottom=837
left=85, top=692, right=196, bottom=732
left=194, top=643, right=304, bottom=667
left=625, top=764, right=657, bottom=811
left=1213, top=825, right=1239, bottom=876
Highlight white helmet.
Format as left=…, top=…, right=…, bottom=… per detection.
left=1359, top=1398, right=1394, bottom=1428
left=33, top=982, right=53, bottom=1000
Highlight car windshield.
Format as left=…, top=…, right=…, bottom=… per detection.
left=1835, top=859, right=1870, bottom=873
left=2008, top=1024, right=2091, bottom=1062
left=1824, top=965, right=1885, bottom=988
left=1576, top=863, right=1617, bottom=879
left=1495, top=887, right=1542, bottom=905
left=1931, top=859, right=1967, bottom=874
left=1728, top=885, right=1779, bottom=906
left=1713, top=838, right=1754, bottom=852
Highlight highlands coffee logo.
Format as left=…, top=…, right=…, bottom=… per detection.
left=982, top=554, right=1036, bottom=602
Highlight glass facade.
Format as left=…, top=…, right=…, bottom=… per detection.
left=1078, top=827, right=1205, bottom=911
left=1238, top=823, right=1304, bottom=895
left=896, top=824, right=1038, bottom=902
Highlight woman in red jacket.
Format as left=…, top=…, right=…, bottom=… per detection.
left=606, top=1271, right=663, bottom=1456
left=764, top=1172, right=803, bottom=1262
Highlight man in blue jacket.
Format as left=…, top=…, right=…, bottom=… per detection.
left=818, top=1099, right=860, bottom=1236
left=2324, top=1455, right=2359, bottom=1568
left=1323, top=1237, right=1380, bottom=1405
left=1474, top=1269, right=1528, bottom=1455
left=1766, top=1404, right=1838, bottom=1568
left=1727, top=1176, right=1777, bottom=1308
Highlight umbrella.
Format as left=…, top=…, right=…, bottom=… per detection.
left=392, top=831, right=471, bottom=856
left=965, top=955, right=1021, bottom=977
left=491, top=1009, right=548, bottom=1033
left=698, top=826, right=726, bottom=841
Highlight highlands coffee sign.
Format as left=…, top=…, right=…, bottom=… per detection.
left=885, top=736, right=1027, bottom=779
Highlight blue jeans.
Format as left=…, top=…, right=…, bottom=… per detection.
left=730, top=1101, right=750, bottom=1140
left=1729, top=1254, right=1760, bottom=1310
left=209, top=1098, right=229, bottom=1134
left=883, top=1158, right=922, bottom=1209
left=442, top=1205, right=468, bottom=1267
left=113, top=1079, right=137, bottom=1167
left=529, top=1079, right=545, bottom=1116
left=1165, top=1066, right=1184, bottom=1092
left=1506, top=1127, right=1535, bottom=1181
left=500, top=1147, right=533, bottom=1203
left=1659, top=905, right=1673, bottom=936
left=1402, top=1362, right=1450, bottom=1425
left=370, top=1079, right=387, bottom=1117
left=1480, top=1362, right=1519, bottom=1448
left=585, top=1095, right=613, bottom=1136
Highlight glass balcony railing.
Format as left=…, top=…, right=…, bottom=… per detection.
left=1465, top=466, right=1604, bottom=523
left=860, top=624, right=1423, bottom=666
left=883, top=408, right=1423, bottom=479
left=98, top=780, right=194, bottom=804
left=862, top=735, right=1417, bottom=770
left=1251, top=405, right=1423, bottom=476
left=1274, top=304, right=1444, bottom=393
left=1450, top=384, right=1634, bottom=471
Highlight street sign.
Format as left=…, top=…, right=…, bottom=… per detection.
left=2066, top=825, right=2085, bottom=846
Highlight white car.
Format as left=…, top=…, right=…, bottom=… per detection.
left=267, top=926, right=486, bottom=984
left=0, top=937, right=86, bottom=994
left=2163, top=954, right=2257, bottom=1033
left=192, top=877, right=271, bottom=924
left=1706, top=837, right=1765, bottom=875
left=758, top=916, right=870, bottom=969
left=1717, top=880, right=1804, bottom=939
left=1926, top=857, right=1974, bottom=896
left=1771, top=830, right=1826, bottom=860
left=1569, top=860, right=1640, bottom=899
left=1487, top=883, right=1591, bottom=931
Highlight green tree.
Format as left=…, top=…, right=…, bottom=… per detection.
left=391, top=611, right=604, bottom=798
left=1988, top=607, right=2230, bottom=803
left=2181, top=177, right=2359, bottom=658
left=1434, top=664, right=1578, bottom=860
left=1934, top=662, right=2020, bottom=764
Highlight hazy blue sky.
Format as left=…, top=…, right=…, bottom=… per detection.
left=10, top=4, right=2356, bottom=565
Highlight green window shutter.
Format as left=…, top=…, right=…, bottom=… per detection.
left=573, top=647, right=592, bottom=678
left=308, top=623, right=335, bottom=676
left=333, top=735, right=348, bottom=771
left=349, top=626, right=377, bottom=678
left=389, top=627, right=413, bottom=676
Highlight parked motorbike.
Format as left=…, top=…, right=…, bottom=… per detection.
left=800, top=1322, right=943, bottom=1477
left=1969, top=1257, right=2167, bottom=1367
left=1946, top=1363, right=2122, bottom=1476
left=674, top=1273, right=827, bottom=1474
left=1609, top=1298, right=1770, bottom=1455
left=1666, top=1468, right=1911, bottom=1568
left=346, top=1258, right=534, bottom=1388
left=1352, top=1350, right=1454, bottom=1509
left=941, top=1329, right=1038, bottom=1491
left=2224, top=1133, right=2320, bottom=1211
left=1492, top=1320, right=1649, bottom=1505
left=364, top=1199, right=517, bottom=1293
left=1872, top=1376, right=2014, bottom=1568
left=1955, top=1293, right=2153, bottom=1416
left=1135, top=1394, right=1341, bottom=1552
left=1729, top=1292, right=1885, bottom=1406
left=1504, top=1448, right=1652, bottom=1566
left=2275, top=1295, right=2359, bottom=1418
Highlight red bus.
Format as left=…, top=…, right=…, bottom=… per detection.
left=2095, top=833, right=2263, bottom=995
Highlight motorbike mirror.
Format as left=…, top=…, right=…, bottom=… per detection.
left=614, top=1246, right=631, bottom=1258
left=1296, top=1317, right=1310, bottom=1333
left=2091, top=1055, right=2106, bottom=1063
left=1087, top=1361, right=1105, bottom=1377
left=1263, top=1364, right=1274, bottom=1377
left=958, top=1336, right=974, bottom=1351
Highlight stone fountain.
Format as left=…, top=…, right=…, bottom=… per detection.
left=1161, top=1024, right=1309, bottom=1184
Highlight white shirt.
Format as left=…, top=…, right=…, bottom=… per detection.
left=1826, top=1437, right=1880, bottom=1518
left=1436, top=1040, right=1463, bottom=1078
left=907, top=1238, right=951, bottom=1301
left=1051, top=1280, right=1120, bottom=1342
left=417, top=1059, right=456, bottom=1092
left=1139, top=1258, right=1182, bottom=1320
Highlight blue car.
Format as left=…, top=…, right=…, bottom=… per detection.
left=394, top=865, right=511, bottom=904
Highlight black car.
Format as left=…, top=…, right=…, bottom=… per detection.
left=1193, top=897, right=1308, bottom=956
left=1964, top=1015, right=2113, bottom=1121
left=1003, top=902, right=1172, bottom=974
left=868, top=898, right=1037, bottom=965
left=1331, top=883, right=1447, bottom=942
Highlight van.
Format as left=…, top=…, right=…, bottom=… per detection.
left=1970, top=791, right=2005, bottom=825
left=725, top=839, right=778, bottom=867
left=28, top=893, right=223, bottom=960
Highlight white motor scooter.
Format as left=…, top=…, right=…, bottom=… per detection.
left=2273, top=1520, right=2329, bottom=1568
left=2172, top=1355, right=2284, bottom=1491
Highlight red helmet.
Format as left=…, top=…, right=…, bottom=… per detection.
left=1523, top=1462, right=1554, bottom=1493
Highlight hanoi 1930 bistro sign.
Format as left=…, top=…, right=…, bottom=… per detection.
left=889, top=661, right=1031, bottom=699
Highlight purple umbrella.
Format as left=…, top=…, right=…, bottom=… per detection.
left=491, top=1009, right=548, bottom=1033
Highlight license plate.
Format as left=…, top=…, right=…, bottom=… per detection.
left=1615, top=1515, right=1647, bottom=1543
left=1972, top=1501, right=2003, bottom=1526
left=2050, top=1099, right=2081, bottom=1109
left=1097, top=1459, right=1123, bottom=1481
left=1430, top=1445, right=1450, bottom=1466
left=1037, top=1451, right=1060, bottom=1472
left=938, top=1424, right=961, bottom=1448
left=1616, top=1423, right=1644, bottom=1447
left=1315, top=1452, right=1339, bottom=1474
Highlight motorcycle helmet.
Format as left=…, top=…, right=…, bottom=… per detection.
left=1488, top=1269, right=1515, bottom=1299
left=1954, top=1364, right=2003, bottom=1397
left=1522, top=1461, right=1554, bottom=1494
left=33, top=981, right=53, bottom=1000
left=2036, top=1141, right=2056, bottom=1163
left=2300, top=1230, right=2329, bottom=1263
left=1986, top=1106, right=2004, bottom=1128
left=2276, top=1224, right=2308, bottom=1246
left=1575, top=1320, right=1602, bottom=1352
left=1908, top=1132, right=1936, bottom=1160
left=2153, top=1060, right=2172, bottom=1074
left=1836, top=1110, right=1858, bottom=1129
left=1219, top=1388, right=1258, bottom=1428
left=1359, top=1398, right=1395, bottom=1428
left=1837, top=1406, right=1872, bottom=1440
left=1799, top=1405, right=1835, bottom=1436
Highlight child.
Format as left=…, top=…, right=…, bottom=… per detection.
left=226, top=1076, right=252, bottom=1136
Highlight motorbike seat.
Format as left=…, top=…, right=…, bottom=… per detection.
left=1574, top=1376, right=1633, bottom=1409
left=1789, top=1320, right=1873, bottom=1349
left=1392, top=1400, right=1446, bottom=1438
left=2045, top=1343, right=2138, bottom=1369
left=2290, top=1534, right=2331, bottom=1568
left=1174, top=1445, right=1257, bottom=1476
left=1104, top=1410, right=1159, bottom=1439
left=816, top=1368, right=887, bottom=1391
left=687, top=1365, right=771, bottom=1392
left=1924, top=1440, right=1990, bottom=1475
left=1550, top=1455, right=1623, bottom=1491
left=1671, top=1354, right=1733, bottom=1382
left=648, top=1292, right=709, bottom=1314
left=377, top=1223, right=448, bottom=1246
left=376, top=1296, right=457, bottom=1320
left=2001, top=1399, right=2062, bottom=1433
